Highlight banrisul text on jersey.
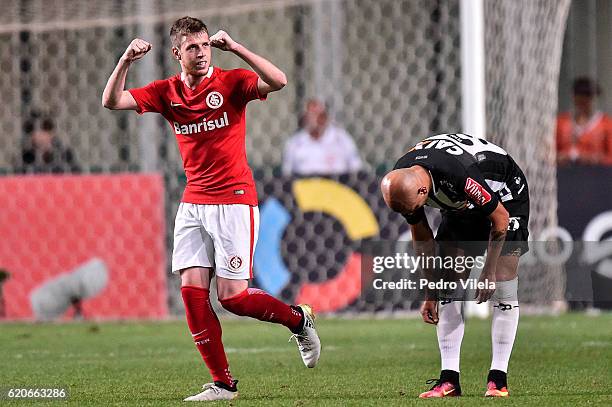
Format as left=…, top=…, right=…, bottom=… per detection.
left=173, top=111, right=229, bottom=135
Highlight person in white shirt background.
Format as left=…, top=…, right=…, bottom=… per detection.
left=282, top=99, right=363, bottom=175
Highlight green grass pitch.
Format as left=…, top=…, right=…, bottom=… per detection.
left=1, top=313, right=611, bottom=406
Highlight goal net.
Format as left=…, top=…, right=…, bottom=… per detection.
left=0, top=0, right=570, bottom=318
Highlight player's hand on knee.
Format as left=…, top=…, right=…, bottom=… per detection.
left=122, top=38, right=152, bottom=62
left=475, top=272, right=496, bottom=303
left=420, top=300, right=439, bottom=325
left=210, top=30, right=239, bottom=52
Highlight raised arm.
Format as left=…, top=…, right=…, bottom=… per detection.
left=209, top=30, right=287, bottom=96
left=102, top=39, right=152, bottom=110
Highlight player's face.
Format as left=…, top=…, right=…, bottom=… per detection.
left=382, top=190, right=422, bottom=216
left=404, top=203, right=421, bottom=215
left=395, top=188, right=428, bottom=216
left=175, top=32, right=212, bottom=76
left=396, top=199, right=424, bottom=217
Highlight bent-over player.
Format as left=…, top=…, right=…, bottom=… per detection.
left=381, top=133, right=529, bottom=398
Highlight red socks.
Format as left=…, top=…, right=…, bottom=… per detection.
left=181, top=286, right=233, bottom=387
left=181, top=286, right=303, bottom=387
left=220, top=288, right=303, bottom=333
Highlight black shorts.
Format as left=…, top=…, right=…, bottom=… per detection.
left=435, top=165, right=530, bottom=257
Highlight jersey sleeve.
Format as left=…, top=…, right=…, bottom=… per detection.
left=463, top=167, right=499, bottom=216
left=128, top=80, right=166, bottom=114
left=232, top=69, right=267, bottom=103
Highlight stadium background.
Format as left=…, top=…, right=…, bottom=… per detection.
left=0, top=0, right=610, bottom=319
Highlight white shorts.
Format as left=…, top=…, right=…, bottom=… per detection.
left=172, top=203, right=260, bottom=280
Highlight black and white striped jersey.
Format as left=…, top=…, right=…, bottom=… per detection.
left=393, top=133, right=528, bottom=221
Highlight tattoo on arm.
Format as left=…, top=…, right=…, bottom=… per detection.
left=484, top=229, right=507, bottom=272
left=490, top=230, right=507, bottom=242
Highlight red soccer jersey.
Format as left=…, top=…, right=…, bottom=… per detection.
left=129, top=67, right=265, bottom=205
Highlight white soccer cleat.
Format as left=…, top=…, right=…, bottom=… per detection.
left=290, top=304, right=321, bottom=368
left=183, top=383, right=238, bottom=402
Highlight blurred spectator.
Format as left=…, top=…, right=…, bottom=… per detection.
left=282, top=99, right=362, bottom=175
left=20, top=117, right=80, bottom=173
left=556, top=77, right=612, bottom=166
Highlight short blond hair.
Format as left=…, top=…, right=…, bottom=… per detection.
left=170, top=17, right=208, bottom=48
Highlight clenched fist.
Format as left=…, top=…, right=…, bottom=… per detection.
left=209, top=30, right=239, bottom=52
left=122, top=38, right=152, bottom=62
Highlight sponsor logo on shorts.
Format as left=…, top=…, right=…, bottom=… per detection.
left=206, top=91, right=224, bottom=109
left=508, top=216, right=521, bottom=231
left=464, top=177, right=491, bottom=206
left=234, top=189, right=245, bottom=195
left=228, top=255, right=243, bottom=271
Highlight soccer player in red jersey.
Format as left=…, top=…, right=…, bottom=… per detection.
left=102, top=16, right=320, bottom=401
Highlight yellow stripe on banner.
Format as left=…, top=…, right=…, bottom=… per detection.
left=293, top=178, right=379, bottom=240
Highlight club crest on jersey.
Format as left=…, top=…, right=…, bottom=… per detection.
left=206, top=91, right=224, bottom=109
left=228, top=255, right=243, bottom=271
left=464, top=177, right=491, bottom=206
